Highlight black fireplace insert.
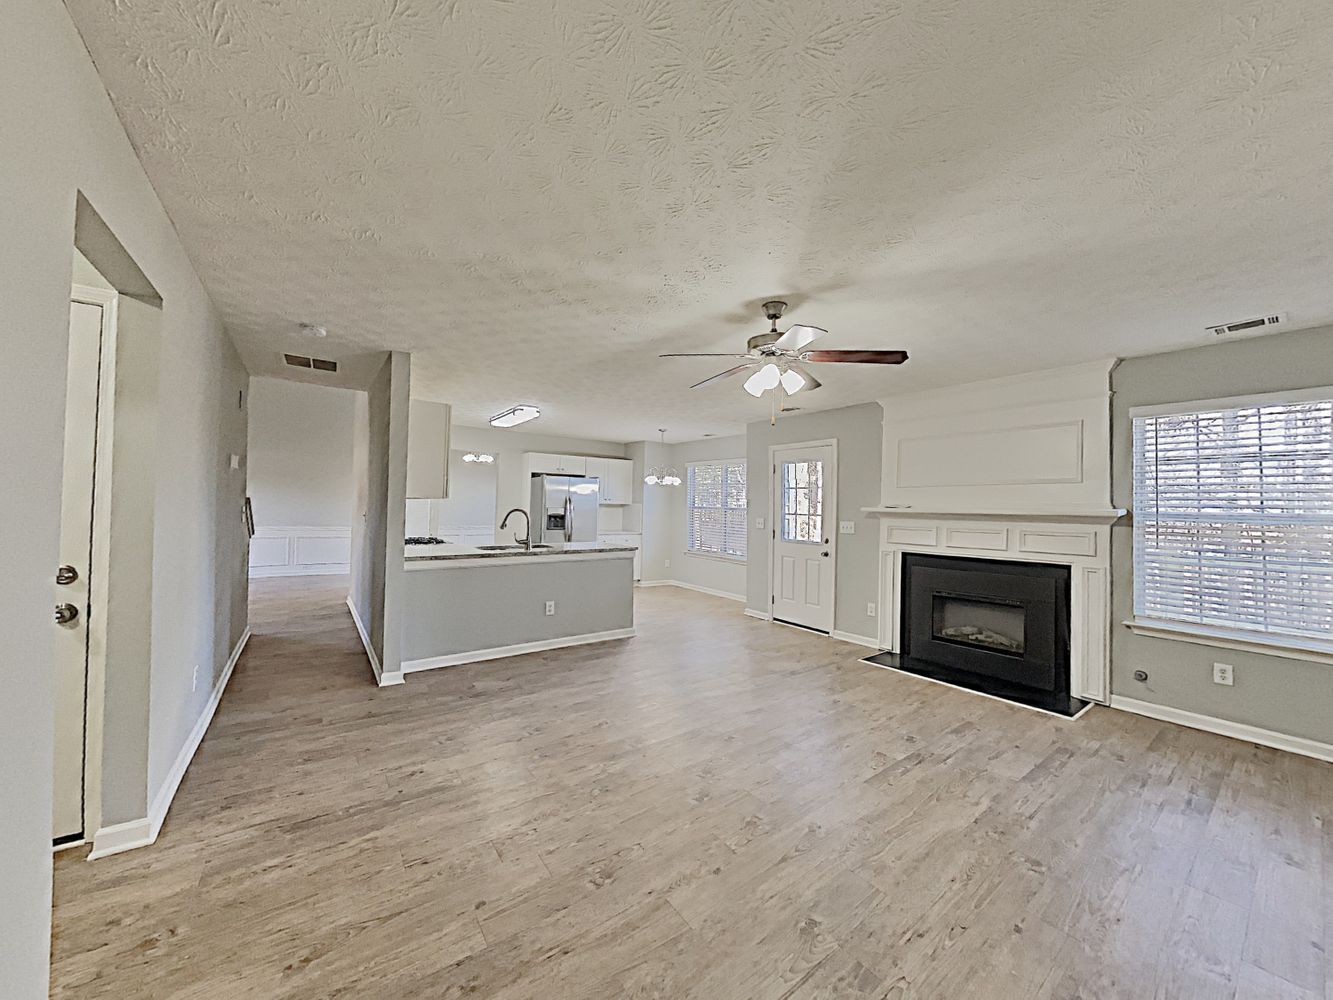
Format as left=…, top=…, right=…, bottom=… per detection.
left=863, top=552, right=1083, bottom=716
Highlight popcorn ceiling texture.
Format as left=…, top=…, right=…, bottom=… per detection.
left=67, top=0, right=1333, bottom=441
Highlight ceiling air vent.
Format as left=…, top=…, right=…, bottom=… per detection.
left=1206, top=313, right=1286, bottom=337
left=283, top=353, right=338, bottom=372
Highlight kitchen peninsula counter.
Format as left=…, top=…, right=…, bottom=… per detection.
left=399, top=543, right=635, bottom=673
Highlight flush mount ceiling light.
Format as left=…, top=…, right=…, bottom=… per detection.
left=299, top=322, right=327, bottom=338
left=643, top=429, right=681, bottom=487
left=490, top=404, right=540, bottom=428
left=462, top=452, right=495, bottom=463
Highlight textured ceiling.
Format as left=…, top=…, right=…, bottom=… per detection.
left=69, top=0, right=1333, bottom=442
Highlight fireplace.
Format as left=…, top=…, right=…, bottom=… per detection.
left=868, top=552, right=1082, bottom=715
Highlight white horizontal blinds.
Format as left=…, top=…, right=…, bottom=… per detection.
left=1132, top=398, right=1333, bottom=641
left=687, top=461, right=747, bottom=558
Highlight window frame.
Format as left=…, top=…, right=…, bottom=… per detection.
left=685, top=459, right=748, bottom=562
left=1127, top=385, right=1333, bottom=663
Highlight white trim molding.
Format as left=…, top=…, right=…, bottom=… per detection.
left=346, top=595, right=402, bottom=686
left=637, top=579, right=746, bottom=602
left=744, top=607, right=773, bottom=621
left=402, top=627, right=636, bottom=673
left=832, top=630, right=880, bottom=649
left=1110, top=696, right=1333, bottom=763
left=869, top=513, right=1113, bottom=705
left=249, top=525, right=351, bottom=578
left=89, top=628, right=251, bottom=859
left=1123, top=618, right=1333, bottom=666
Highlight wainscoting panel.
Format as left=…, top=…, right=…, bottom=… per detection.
left=249, top=526, right=351, bottom=578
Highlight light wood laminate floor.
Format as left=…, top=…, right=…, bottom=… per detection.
left=53, top=578, right=1331, bottom=999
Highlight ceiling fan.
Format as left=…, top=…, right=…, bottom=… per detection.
left=660, top=301, right=908, bottom=409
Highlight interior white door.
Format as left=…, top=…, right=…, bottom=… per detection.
left=771, top=444, right=836, bottom=632
left=53, top=299, right=104, bottom=843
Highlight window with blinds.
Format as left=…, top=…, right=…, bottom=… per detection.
left=1132, top=395, right=1333, bottom=646
left=687, top=460, right=747, bottom=560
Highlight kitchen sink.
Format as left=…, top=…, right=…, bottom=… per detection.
left=475, top=544, right=554, bottom=550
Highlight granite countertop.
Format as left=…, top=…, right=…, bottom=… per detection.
left=405, top=542, right=638, bottom=563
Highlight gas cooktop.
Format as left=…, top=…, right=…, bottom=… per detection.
left=405, top=536, right=447, bottom=545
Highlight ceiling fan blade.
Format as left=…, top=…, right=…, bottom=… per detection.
left=690, top=363, right=756, bottom=389
left=772, top=324, right=826, bottom=352
left=660, top=352, right=755, bottom=359
left=800, top=349, right=909, bottom=365
left=790, top=363, right=822, bottom=390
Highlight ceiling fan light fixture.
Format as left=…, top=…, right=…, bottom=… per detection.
left=779, top=367, right=807, bottom=394
left=743, top=363, right=781, bottom=397
left=490, top=404, right=540, bottom=428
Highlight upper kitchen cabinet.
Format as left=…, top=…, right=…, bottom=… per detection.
left=587, top=457, right=633, bottom=505
left=527, top=452, right=586, bottom=475
left=406, top=399, right=452, bottom=499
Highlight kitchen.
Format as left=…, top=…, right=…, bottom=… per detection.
left=399, top=405, right=646, bottom=672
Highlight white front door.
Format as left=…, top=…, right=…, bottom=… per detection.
left=53, top=299, right=104, bottom=844
left=771, top=443, right=836, bottom=632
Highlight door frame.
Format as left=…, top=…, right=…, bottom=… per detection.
left=63, top=283, right=119, bottom=849
left=767, top=438, right=839, bottom=631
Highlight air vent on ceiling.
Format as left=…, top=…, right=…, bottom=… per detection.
left=284, top=353, right=338, bottom=372
left=1206, top=313, right=1286, bottom=337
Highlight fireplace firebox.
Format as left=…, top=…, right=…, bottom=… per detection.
left=863, top=552, right=1082, bottom=715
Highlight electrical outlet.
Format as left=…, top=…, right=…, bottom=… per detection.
left=545, top=600, right=555, bottom=616
left=229, top=454, right=240, bottom=470
left=867, top=602, right=876, bottom=617
left=1212, top=662, right=1234, bottom=686
left=755, top=518, right=764, bottom=531
left=664, top=559, right=670, bottom=568
left=192, top=664, right=199, bottom=691
left=840, top=521, right=855, bottom=534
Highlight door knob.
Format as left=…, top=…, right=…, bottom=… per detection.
left=56, top=565, right=78, bottom=585
left=55, top=603, right=79, bottom=625
left=821, top=551, right=830, bottom=557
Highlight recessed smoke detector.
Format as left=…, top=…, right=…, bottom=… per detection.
left=284, top=353, right=338, bottom=373
left=1206, top=313, right=1286, bottom=337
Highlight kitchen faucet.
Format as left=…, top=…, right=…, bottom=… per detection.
left=500, top=508, right=531, bottom=551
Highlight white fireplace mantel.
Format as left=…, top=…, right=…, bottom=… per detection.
left=867, top=362, right=1123, bottom=708
left=863, top=505, right=1125, bottom=524
left=869, top=510, right=1113, bottom=705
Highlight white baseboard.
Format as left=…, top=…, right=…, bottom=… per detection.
left=832, top=630, right=880, bottom=649
left=402, top=627, right=637, bottom=673
left=744, top=607, right=772, bottom=621
left=638, top=579, right=746, bottom=602
left=1110, top=695, right=1333, bottom=763
left=250, top=563, right=349, bottom=579
left=89, top=628, right=251, bottom=860
left=346, top=595, right=401, bottom=686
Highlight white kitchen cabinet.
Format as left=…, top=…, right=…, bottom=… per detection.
left=527, top=452, right=586, bottom=475
left=406, top=400, right=451, bottom=499
left=602, top=533, right=642, bottom=580
left=585, top=456, right=633, bottom=505
left=604, top=458, right=633, bottom=505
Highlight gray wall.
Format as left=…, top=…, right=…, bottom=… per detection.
left=1, top=0, right=251, bottom=989
left=401, top=557, right=635, bottom=661
left=1111, top=325, right=1333, bottom=744
left=247, top=377, right=356, bottom=529
left=665, top=435, right=749, bottom=598
left=350, top=352, right=410, bottom=679
left=746, top=403, right=884, bottom=639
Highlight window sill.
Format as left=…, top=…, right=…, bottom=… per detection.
left=1122, top=618, right=1333, bottom=666
left=684, top=550, right=747, bottom=566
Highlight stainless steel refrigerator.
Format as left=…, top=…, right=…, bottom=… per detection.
left=530, top=474, right=600, bottom=544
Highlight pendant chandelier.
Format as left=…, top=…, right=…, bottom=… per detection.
left=643, top=429, right=681, bottom=487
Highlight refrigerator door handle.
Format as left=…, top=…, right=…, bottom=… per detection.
left=564, top=493, right=573, bottom=542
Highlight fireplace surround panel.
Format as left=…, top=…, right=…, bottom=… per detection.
left=902, top=553, right=1071, bottom=697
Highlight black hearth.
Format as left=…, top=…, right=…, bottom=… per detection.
left=863, top=553, right=1085, bottom=716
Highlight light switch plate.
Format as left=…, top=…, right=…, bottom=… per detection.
left=229, top=454, right=240, bottom=470
left=755, top=518, right=764, bottom=531
left=839, top=521, right=855, bottom=534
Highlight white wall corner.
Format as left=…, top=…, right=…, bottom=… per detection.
left=345, top=595, right=384, bottom=685
left=89, top=628, right=251, bottom=859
